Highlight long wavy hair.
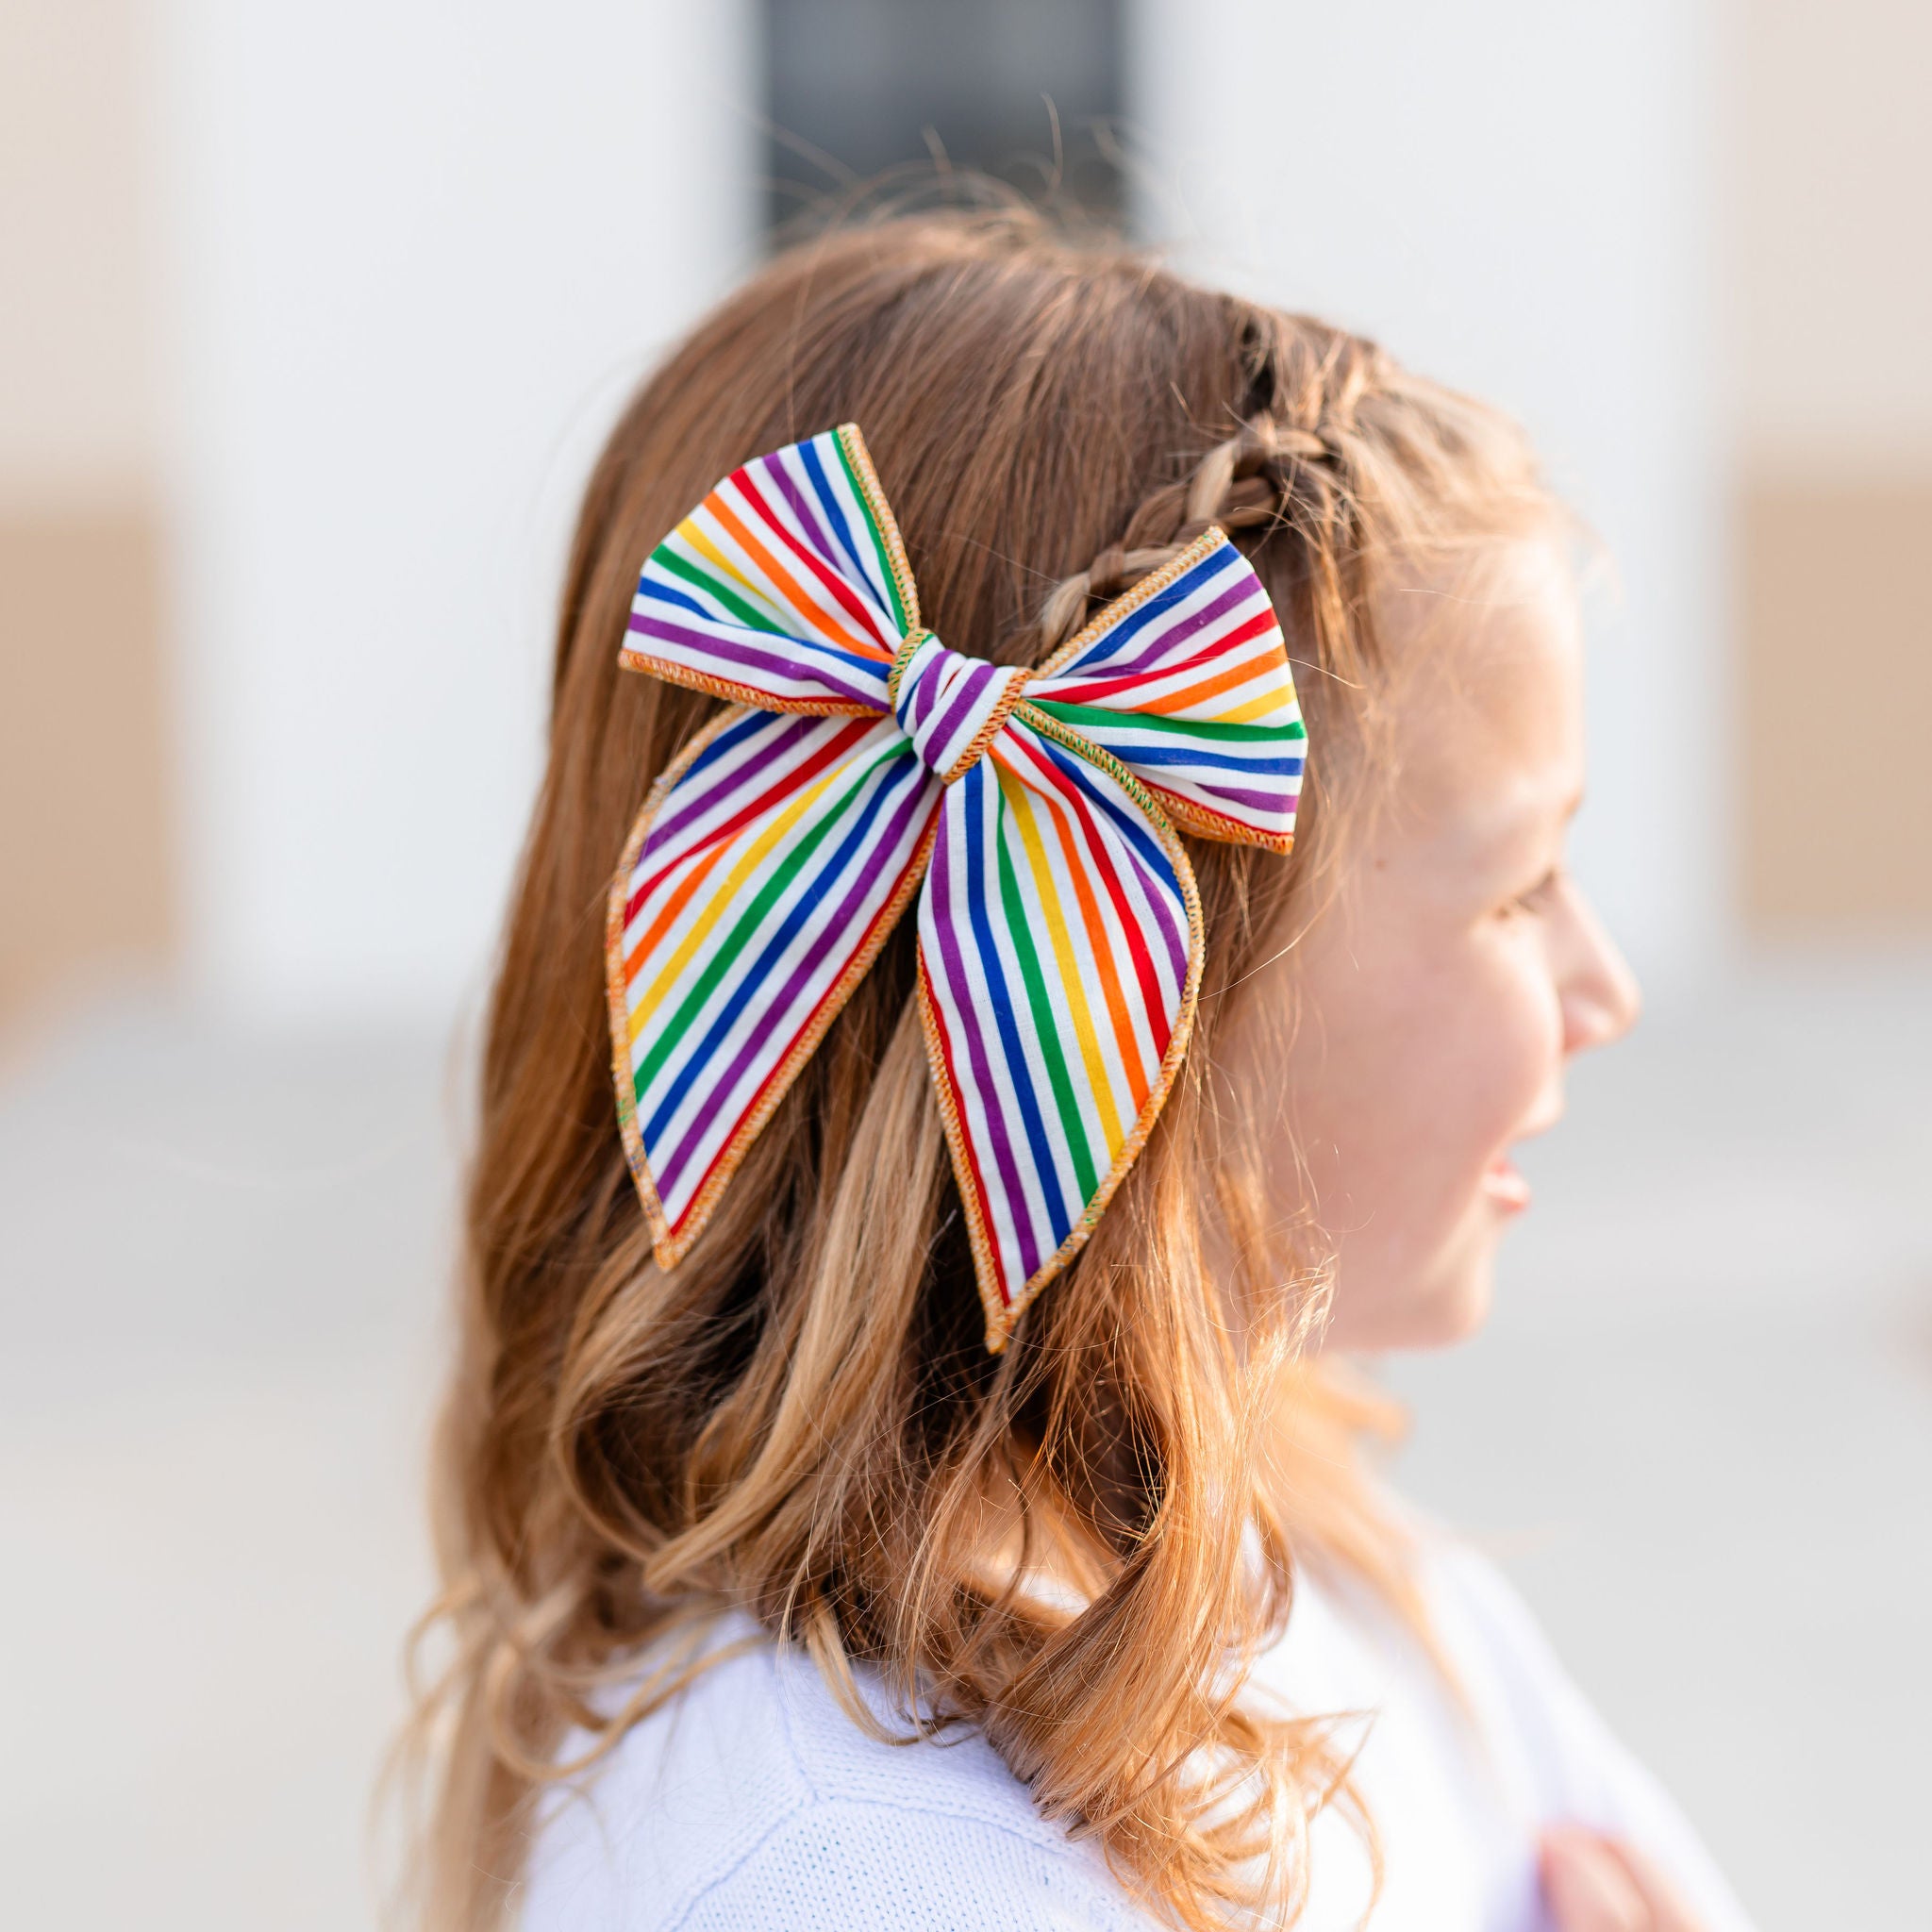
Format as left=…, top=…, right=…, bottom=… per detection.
left=403, top=208, right=1551, bottom=1931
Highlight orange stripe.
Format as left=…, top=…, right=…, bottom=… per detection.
left=1028, top=772, right=1149, bottom=1111
left=1137, top=647, right=1276, bottom=716
left=708, top=497, right=875, bottom=659
left=625, top=839, right=733, bottom=986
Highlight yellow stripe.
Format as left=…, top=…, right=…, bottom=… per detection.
left=1223, top=685, right=1293, bottom=724
left=1191, top=654, right=1296, bottom=725
left=627, top=756, right=853, bottom=1044
left=997, top=767, right=1125, bottom=1151
left=682, top=520, right=792, bottom=621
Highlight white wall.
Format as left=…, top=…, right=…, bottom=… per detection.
left=1734, top=0, right=1932, bottom=476
left=0, top=0, right=153, bottom=509
left=1127, top=0, right=1725, bottom=988
left=144, top=1, right=760, bottom=1023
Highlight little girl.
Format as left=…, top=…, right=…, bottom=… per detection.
left=409, top=211, right=1757, bottom=1932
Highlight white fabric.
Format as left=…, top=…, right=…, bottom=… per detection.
left=521, top=1540, right=1757, bottom=1932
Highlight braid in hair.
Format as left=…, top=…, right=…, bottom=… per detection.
left=1032, top=326, right=1391, bottom=661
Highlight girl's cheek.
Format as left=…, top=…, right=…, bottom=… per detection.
left=1417, top=923, right=1558, bottom=1160
left=1486, top=920, right=1569, bottom=1120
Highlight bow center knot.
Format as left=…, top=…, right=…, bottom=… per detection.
left=891, top=630, right=1030, bottom=784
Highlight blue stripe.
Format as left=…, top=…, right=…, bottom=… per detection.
left=1087, top=738, right=1306, bottom=776
left=961, top=762, right=1074, bottom=1244
left=646, top=712, right=829, bottom=856
left=636, top=580, right=891, bottom=684
left=1074, top=546, right=1238, bottom=668
left=687, top=707, right=783, bottom=776
left=1031, top=732, right=1175, bottom=887
left=798, top=435, right=878, bottom=608
left=641, top=742, right=922, bottom=1140
left=636, top=578, right=718, bottom=621
left=1026, top=732, right=1189, bottom=986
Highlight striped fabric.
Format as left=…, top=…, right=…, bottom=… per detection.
left=1027, top=535, right=1306, bottom=849
left=608, top=425, right=1307, bottom=1350
left=890, top=631, right=1029, bottom=782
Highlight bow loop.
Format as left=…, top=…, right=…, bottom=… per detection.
left=891, top=630, right=1031, bottom=784
left=608, top=425, right=1307, bottom=1351
left=1024, top=533, right=1306, bottom=851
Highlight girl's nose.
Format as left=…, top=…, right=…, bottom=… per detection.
left=1557, top=882, right=1641, bottom=1058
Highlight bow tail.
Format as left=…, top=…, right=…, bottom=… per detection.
left=608, top=707, right=940, bottom=1268
left=915, top=714, right=1205, bottom=1351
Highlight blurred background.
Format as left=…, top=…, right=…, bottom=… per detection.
left=1, top=2, right=1925, bottom=1927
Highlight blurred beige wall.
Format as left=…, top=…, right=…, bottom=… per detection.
left=0, top=0, right=171, bottom=1028
left=1735, top=0, right=1932, bottom=934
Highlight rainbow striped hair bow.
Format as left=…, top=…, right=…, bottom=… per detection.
left=606, top=425, right=1306, bottom=1351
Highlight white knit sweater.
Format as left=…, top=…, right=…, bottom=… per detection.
left=521, top=1540, right=1756, bottom=1932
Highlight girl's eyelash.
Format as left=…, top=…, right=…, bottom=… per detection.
left=1505, top=867, right=1561, bottom=914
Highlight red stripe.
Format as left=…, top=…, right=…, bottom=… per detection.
left=625, top=718, right=874, bottom=922
left=1048, top=610, right=1280, bottom=706
left=919, top=955, right=1008, bottom=1307
left=1013, top=760, right=1150, bottom=1111
left=625, top=838, right=731, bottom=982
left=669, top=823, right=939, bottom=1240
left=734, top=465, right=894, bottom=660
left=1003, top=730, right=1170, bottom=1054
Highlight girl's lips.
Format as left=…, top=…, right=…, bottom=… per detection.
left=1482, top=1152, right=1533, bottom=1212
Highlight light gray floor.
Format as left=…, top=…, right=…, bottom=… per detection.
left=1, top=958, right=1926, bottom=1930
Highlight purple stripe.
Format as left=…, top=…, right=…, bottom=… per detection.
left=646, top=714, right=824, bottom=848
left=912, top=643, right=944, bottom=725
left=629, top=615, right=885, bottom=712
left=1074, top=548, right=1242, bottom=670
left=1016, top=724, right=1192, bottom=993
left=926, top=795, right=1040, bottom=1279
left=1191, top=779, right=1296, bottom=817
left=1081, top=578, right=1255, bottom=681
left=925, top=659, right=995, bottom=758
left=1104, top=818, right=1191, bottom=991
left=758, top=450, right=850, bottom=599
left=655, top=759, right=937, bottom=1198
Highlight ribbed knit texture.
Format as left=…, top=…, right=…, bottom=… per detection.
left=521, top=1541, right=1758, bottom=1932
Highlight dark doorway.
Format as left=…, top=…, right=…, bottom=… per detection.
left=759, top=0, right=1124, bottom=236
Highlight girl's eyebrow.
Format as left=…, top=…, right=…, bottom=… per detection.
left=1459, top=781, right=1584, bottom=864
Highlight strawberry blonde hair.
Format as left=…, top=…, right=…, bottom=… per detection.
left=404, top=208, right=1550, bottom=1930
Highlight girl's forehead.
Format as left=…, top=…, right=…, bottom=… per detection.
left=1382, top=543, right=1585, bottom=837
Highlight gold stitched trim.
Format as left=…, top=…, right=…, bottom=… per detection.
left=607, top=706, right=941, bottom=1271
left=1029, top=528, right=1230, bottom=681
left=606, top=708, right=745, bottom=1263
left=836, top=424, right=923, bottom=634
left=885, top=628, right=934, bottom=713
left=915, top=963, right=1010, bottom=1351
left=618, top=648, right=879, bottom=718
left=939, top=669, right=1032, bottom=786
left=886, top=632, right=1035, bottom=789
left=1147, top=785, right=1298, bottom=856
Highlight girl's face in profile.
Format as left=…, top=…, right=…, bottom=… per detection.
left=1233, top=539, right=1641, bottom=1351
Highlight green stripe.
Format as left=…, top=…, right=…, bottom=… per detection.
left=633, top=739, right=908, bottom=1101
left=991, top=772, right=1099, bottom=1201
left=1028, top=698, right=1305, bottom=743
left=833, top=430, right=909, bottom=636
left=655, top=542, right=788, bottom=636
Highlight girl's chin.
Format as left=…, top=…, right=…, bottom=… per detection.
left=1322, top=1246, right=1499, bottom=1354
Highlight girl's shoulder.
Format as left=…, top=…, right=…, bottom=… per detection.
left=1322, top=1530, right=1759, bottom=1932
left=519, top=1613, right=1153, bottom=1932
